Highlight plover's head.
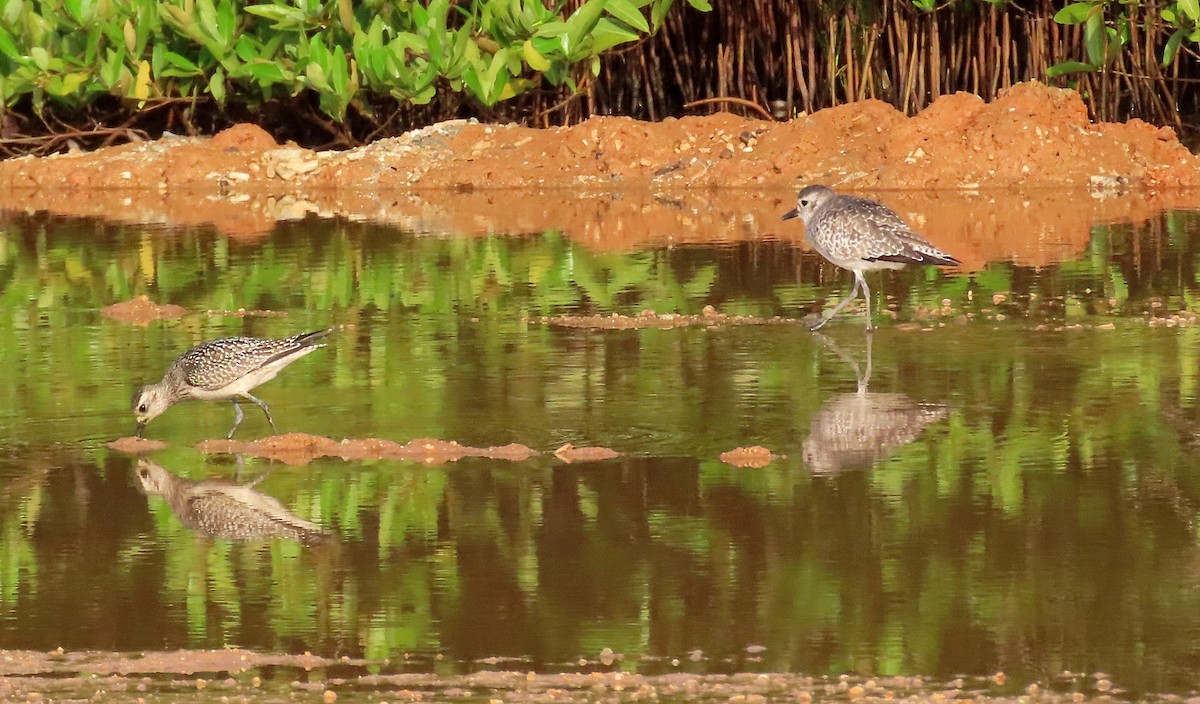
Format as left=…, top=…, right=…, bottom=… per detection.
left=781, top=184, right=837, bottom=225
left=132, top=384, right=172, bottom=436
left=134, top=459, right=172, bottom=495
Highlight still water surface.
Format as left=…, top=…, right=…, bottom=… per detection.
left=2, top=203, right=1200, bottom=690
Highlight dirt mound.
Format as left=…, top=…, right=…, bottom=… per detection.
left=196, top=433, right=540, bottom=465
left=719, top=446, right=785, bottom=468
left=4, top=82, right=1200, bottom=271
left=100, top=296, right=187, bottom=326
left=553, top=444, right=621, bottom=463
left=543, top=307, right=809, bottom=330
left=2, top=82, right=1196, bottom=197
left=106, top=436, right=168, bottom=453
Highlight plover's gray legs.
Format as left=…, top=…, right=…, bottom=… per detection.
left=243, top=393, right=277, bottom=434
left=858, top=272, right=874, bottom=331
left=226, top=394, right=276, bottom=438
left=228, top=399, right=245, bottom=439
left=812, top=275, right=862, bottom=330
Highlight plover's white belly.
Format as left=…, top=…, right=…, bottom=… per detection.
left=187, top=347, right=318, bottom=400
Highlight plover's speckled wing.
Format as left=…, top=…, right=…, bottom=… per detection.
left=173, top=332, right=327, bottom=391
left=817, top=196, right=959, bottom=266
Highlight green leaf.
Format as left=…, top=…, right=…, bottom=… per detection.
left=163, top=51, right=200, bottom=73
left=99, top=47, right=125, bottom=88
left=208, top=65, right=226, bottom=101
left=31, top=47, right=49, bottom=71
left=216, top=0, right=236, bottom=46
left=329, top=45, right=348, bottom=95
left=306, top=59, right=329, bottom=91
left=685, top=0, right=711, bottom=9
left=0, top=25, right=18, bottom=59
left=1085, top=10, right=1106, bottom=66
left=605, top=0, right=650, bottom=32
left=534, top=20, right=568, bottom=37
left=1181, top=0, right=1200, bottom=21
left=234, top=34, right=258, bottom=63
left=64, top=0, right=83, bottom=24
left=237, top=60, right=286, bottom=84
left=244, top=4, right=306, bottom=30
left=1046, top=60, right=1096, bottom=77
left=461, top=62, right=484, bottom=101
left=565, top=0, right=607, bottom=57
left=650, top=0, right=670, bottom=30
left=482, top=46, right=510, bottom=103
left=196, top=0, right=221, bottom=48
left=589, top=16, right=640, bottom=54
left=1053, top=1, right=1096, bottom=24
left=522, top=39, right=550, bottom=71
left=46, top=72, right=89, bottom=97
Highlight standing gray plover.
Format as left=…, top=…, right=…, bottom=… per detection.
left=782, top=185, right=960, bottom=330
left=133, top=328, right=337, bottom=438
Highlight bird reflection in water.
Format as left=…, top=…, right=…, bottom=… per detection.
left=134, top=459, right=330, bottom=544
left=804, top=334, right=948, bottom=473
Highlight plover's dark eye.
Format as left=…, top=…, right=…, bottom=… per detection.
left=138, top=403, right=148, bottom=413
left=800, top=199, right=809, bottom=207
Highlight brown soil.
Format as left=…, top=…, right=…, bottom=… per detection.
left=719, top=446, right=785, bottom=468
left=195, top=433, right=540, bottom=465
left=2, top=648, right=1122, bottom=704
left=106, top=436, right=169, bottom=453
left=543, top=307, right=810, bottom=330
left=2, top=82, right=1200, bottom=269
left=100, top=295, right=188, bottom=326
left=553, top=443, right=621, bottom=463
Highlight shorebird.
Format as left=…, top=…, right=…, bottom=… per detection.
left=135, top=459, right=328, bottom=543
left=133, top=328, right=337, bottom=438
left=782, top=185, right=960, bottom=330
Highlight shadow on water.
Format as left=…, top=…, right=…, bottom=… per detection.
left=4, top=196, right=1200, bottom=691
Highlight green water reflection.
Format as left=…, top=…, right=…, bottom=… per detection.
left=3, top=208, right=1200, bottom=691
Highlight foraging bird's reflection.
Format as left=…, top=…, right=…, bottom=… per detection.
left=804, top=334, right=948, bottom=473
left=134, top=459, right=330, bottom=544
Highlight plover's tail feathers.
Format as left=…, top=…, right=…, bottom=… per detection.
left=866, top=230, right=960, bottom=267
left=288, top=326, right=343, bottom=348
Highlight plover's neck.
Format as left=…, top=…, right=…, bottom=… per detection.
left=161, top=367, right=192, bottom=401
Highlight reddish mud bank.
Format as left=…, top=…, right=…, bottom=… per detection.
left=720, top=446, right=786, bottom=468
left=542, top=308, right=808, bottom=330
left=2, top=82, right=1197, bottom=194
left=1, top=83, right=1199, bottom=271
left=553, top=444, right=621, bottom=463
left=195, top=433, right=540, bottom=465
left=2, top=648, right=1133, bottom=704
left=100, top=295, right=187, bottom=326
left=106, top=436, right=168, bottom=453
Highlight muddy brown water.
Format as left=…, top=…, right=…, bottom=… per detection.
left=3, top=191, right=1200, bottom=700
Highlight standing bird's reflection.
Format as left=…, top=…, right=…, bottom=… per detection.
left=804, top=334, right=948, bottom=473
left=134, top=459, right=329, bottom=543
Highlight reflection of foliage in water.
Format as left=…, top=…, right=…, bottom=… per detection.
left=3, top=213, right=1200, bottom=687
